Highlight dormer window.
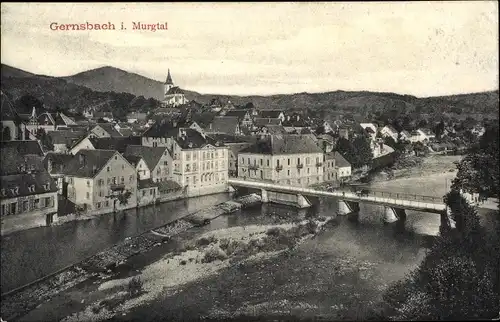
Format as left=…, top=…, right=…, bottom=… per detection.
left=11, top=187, right=19, bottom=195
left=43, top=184, right=49, bottom=191
left=19, top=165, right=26, bottom=172
left=1, top=189, right=5, bottom=196
left=28, top=185, right=35, bottom=193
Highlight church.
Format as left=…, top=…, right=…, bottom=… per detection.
left=161, top=69, right=188, bottom=107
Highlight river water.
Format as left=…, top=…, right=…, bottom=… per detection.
left=2, top=172, right=497, bottom=299
left=0, top=193, right=231, bottom=294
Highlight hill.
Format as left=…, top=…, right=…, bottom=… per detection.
left=1, top=64, right=498, bottom=122
left=1, top=64, right=159, bottom=119
left=63, top=66, right=201, bottom=100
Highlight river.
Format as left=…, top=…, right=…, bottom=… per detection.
left=0, top=193, right=231, bottom=294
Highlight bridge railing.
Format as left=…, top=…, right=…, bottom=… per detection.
left=229, top=178, right=443, bottom=205
left=360, top=189, right=443, bottom=204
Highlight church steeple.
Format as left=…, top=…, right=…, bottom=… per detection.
left=165, top=69, right=173, bottom=85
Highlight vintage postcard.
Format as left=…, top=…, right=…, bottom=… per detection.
left=1, top=2, right=499, bottom=321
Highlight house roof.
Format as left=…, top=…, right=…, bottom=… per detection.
left=138, top=179, right=158, bottom=189
left=89, top=136, right=142, bottom=153
left=384, top=125, right=398, bottom=134
left=125, top=145, right=169, bottom=170
left=1, top=147, right=44, bottom=176
left=94, top=123, right=123, bottom=137
left=259, top=110, right=283, bottom=118
left=240, top=134, right=322, bottom=155
left=63, top=149, right=118, bottom=178
left=118, top=128, right=134, bottom=137
left=157, top=180, right=182, bottom=192
left=227, top=143, right=253, bottom=157
left=400, top=130, right=411, bottom=137
left=126, top=112, right=148, bottom=121
left=282, top=118, right=308, bottom=128
left=254, top=118, right=281, bottom=127
left=0, top=140, right=44, bottom=156
left=223, top=110, right=249, bottom=119
left=364, top=127, right=375, bottom=134
left=166, top=86, right=184, bottom=95
left=209, top=133, right=251, bottom=144
left=259, top=125, right=287, bottom=135
left=175, top=129, right=224, bottom=150
left=93, top=111, right=113, bottom=118
left=43, top=152, right=74, bottom=175
left=142, top=121, right=180, bottom=138
left=332, top=151, right=350, bottom=168
left=48, top=130, right=86, bottom=145
left=210, top=116, right=240, bottom=134
left=1, top=171, right=58, bottom=200
left=123, top=154, right=144, bottom=167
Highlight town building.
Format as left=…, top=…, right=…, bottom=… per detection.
left=63, top=149, right=138, bottom=215
left=161, top=69, right=188, bottom=107
left=207, top=116, right=242, bottom=135
left=259, top=110, right=286, bottom=123
left=238, top=134, right=324, bottom=187
left=124, top=145, right=172, bottom=183
left=380, top=125, right=399, bottom=142
left=323, top=152, right=337, bottom=182
left=1, top=143, right=59, bottom=235
left=43, top=152, right=74, bottom=195
left=142, top=122, right=229, bottom=197
left=282, top=114, right=310, bottom=134
left=332, top=151, right=352, bottom=181
left=220, top=109, right=254, bottom=128
left=126, top=112, right=148, bottom=124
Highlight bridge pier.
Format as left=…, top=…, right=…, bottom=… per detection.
left=297, top=194, right=312, bottom=209
left=338, top=200, right=359, bottom=215
left=384, top=207, right=398, bottom=223
left=261, top=189, right=269, bottom=203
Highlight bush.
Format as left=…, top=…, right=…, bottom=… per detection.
left=201, top=245, right=228, bottom=263
left=266, top=227, right=283, bottom=237
left=196, top=235, right=218, bottom=247
left=305, top=220, right=318, bottom=234
left=128, top=276, right=143, bottom=297
left=179, top=260, right=187, bottom=265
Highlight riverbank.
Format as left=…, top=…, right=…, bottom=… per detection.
left=0, top=194, right=260, bottom=321
left=17, top=209, right=333, bottom=322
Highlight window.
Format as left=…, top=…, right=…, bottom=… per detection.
left=97, top=202, right=101, bottom=209
left=288, top=159, right=290, bottom=165
left=87, top=180, right=90, bottom=187
left=267, top=160, right=270, bottom=166
left=150, top=189, right=154, bottom=195
left=306, top=157, right=310, bottom=165
left=122, top=165, right=125, bottom=170
left=307, top=168, right=310, bottom=174
left=297, top=158, right=300, bottom=164
left=185, top=164, right=191, bottom=172
left=129, top=175, right=133, bottom=183
left=23, top=200, right=29, bottom=212
left=121, top=176, right=124, bottom=183
left=86, top=192, right=90, bottom=199
left=247, top=158, right=250, bottom=165
left=142, top=190, right=146, bottom=197
left=34, top=199, right=39, bottom=208
left=112, top=177, right=116, bottom=184
left=99, top=190, right=103, bottom=197
left=260, top=159, right=263, bottom=166
left=164, top=161, right=168, bottom=166
left=277, top=159, right=280, bottom=166
left=105, top=200, right=110, bottom=207
left=107, top=167, right=110, bottom=172
left=115, top=156, right=117, bottom=160
left=193, top=153, right=197, bottom=160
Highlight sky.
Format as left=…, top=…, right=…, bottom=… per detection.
left=1, top=2, right=498, bottom=97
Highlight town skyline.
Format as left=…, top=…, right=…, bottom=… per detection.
left=1, top=2, right=498, bottom=97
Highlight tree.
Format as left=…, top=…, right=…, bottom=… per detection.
left=383, top=190, right=499, bottom=320
left=433, top=120, right=445, bottom=138
left=15, top=94, right=43, bottom=114
left=352, top=136, right=373, bottom=168
left=107, top=189, right=132, bottom=213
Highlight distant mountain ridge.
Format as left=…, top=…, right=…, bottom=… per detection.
left=1, top=63, right=498, bottom=119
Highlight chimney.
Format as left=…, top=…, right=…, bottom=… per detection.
left=79, top=154, right=86, bottom=167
